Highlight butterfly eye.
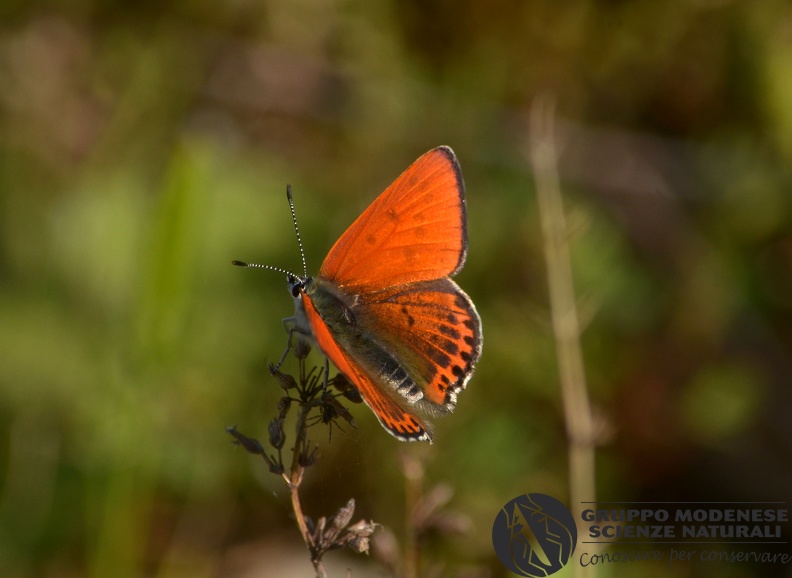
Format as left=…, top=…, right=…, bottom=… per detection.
left=288, top=276, right=305, bottom=298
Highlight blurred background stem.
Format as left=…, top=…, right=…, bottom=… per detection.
left=530, top=95, right=596, bottom=575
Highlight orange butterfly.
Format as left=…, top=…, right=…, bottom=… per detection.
left=238, top=147, right=482, bottom=442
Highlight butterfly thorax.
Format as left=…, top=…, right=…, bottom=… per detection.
left=291, top=276, right=355, bottom=334
left=288, top=275, right=360, bottom=356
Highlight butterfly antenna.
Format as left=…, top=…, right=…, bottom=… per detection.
left=286, top=184, right=308, bottom=278
left=231, top=261, right=297, bottom=277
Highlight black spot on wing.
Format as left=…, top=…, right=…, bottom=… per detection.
left=438, top=324, right=461, bottom=339
left=426, top=348, right=451, bottom=370
left=400, top=305, right=416, bottom=327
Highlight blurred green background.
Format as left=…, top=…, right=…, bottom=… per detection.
left=2, top=1, right=792, bottom=576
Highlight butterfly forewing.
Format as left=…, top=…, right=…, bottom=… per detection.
left=319, top=147, right=467, bottom=291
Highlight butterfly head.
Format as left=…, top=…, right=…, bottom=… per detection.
left=287, top=273, right=308, bottom=295
left=288, top=272, right=318, bottom=304
left=286, top=273, right=318, bottom=341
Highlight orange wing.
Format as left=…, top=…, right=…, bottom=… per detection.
left=354, top=279, right=482, bottom=409
left=318, top=147, right=467, bottom=292
left=301, top=289, right=432, bottom=442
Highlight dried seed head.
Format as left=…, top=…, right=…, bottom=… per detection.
left=276, top=396, right=292, bottom=419
left=299, top=444, right=320, bottom=468
left=329, top=373, right=363, bottom=404
left=268, top=418, right=285, bottom=449
left=331, top=499, right=356, bottom=532
left=226, top=426, right=265, bottom=455
left=269, top=365, right=298, bottom=390
left=343, top=519, right=378, bottom=554
left=340, top=387, right=363, bottom=404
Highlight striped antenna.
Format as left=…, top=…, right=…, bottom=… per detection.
left=285, top=184, right=308, bottom=278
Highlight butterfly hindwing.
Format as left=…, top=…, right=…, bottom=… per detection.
left=354, top=278, right=482, bottom=410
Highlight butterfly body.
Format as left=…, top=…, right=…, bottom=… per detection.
left=282, top=147, right=482, bottom=442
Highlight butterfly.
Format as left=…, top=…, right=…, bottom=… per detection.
left=236, top=147, right=482, bottom=442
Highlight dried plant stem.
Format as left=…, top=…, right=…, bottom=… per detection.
left=529, top=96, right=596, bottom=576
left=286, top=403, right=326, bottom=578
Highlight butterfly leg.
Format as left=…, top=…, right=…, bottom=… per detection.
left=276, top=316, right=313, bottom=369
left=322, top=357, right=330, bottom=394
left=276, top=317, right=300, bottom=369
left=275, top=339, right=291, bottom=370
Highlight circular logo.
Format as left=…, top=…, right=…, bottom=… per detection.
left=492, top=493, right=577, bottom=576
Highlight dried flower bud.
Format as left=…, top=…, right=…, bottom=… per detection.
left=343, top=519, right=378, bottom=554
left=329, top=374, right=363, bottom=404
left=267, top=460, right=284, bottom=476
left=226, top=425, right=265, bottom=455
left=299, top=444, right=320, bottom=468
left=341, top=387, right=363, bottom=404
left=276, top=396, right=292, bottom=419
left=268, top=418, right=285, bottom=449
left=346, top=534, right=371, bottom=554
left=268, top=364, right=298, bottom=390
left=331, top=499, right=356, bottom=532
